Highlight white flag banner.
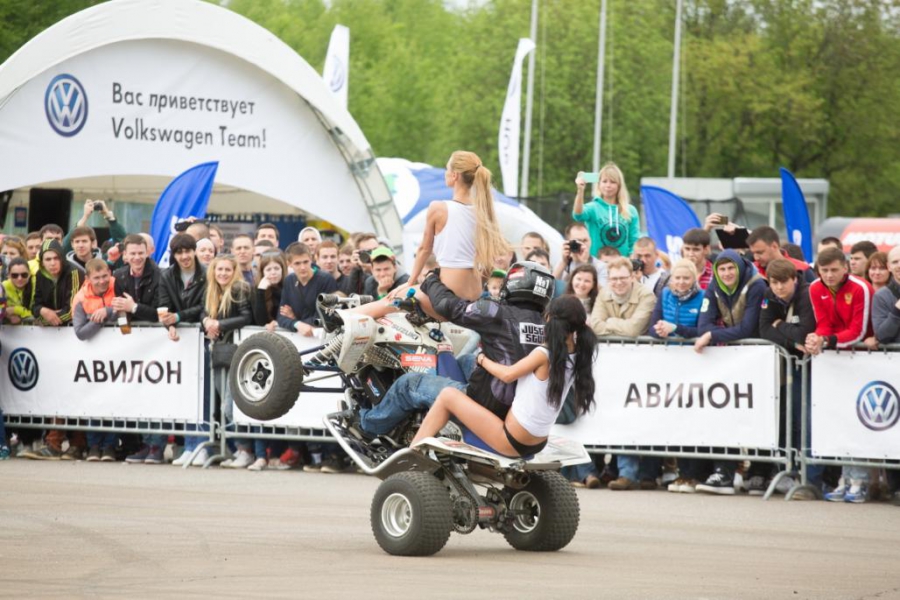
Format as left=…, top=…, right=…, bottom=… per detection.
left=0, top=325, right=205, bottom=421
left=232, top=328, right=344, bottom=430
left=811, top=351, right=900, bottom=459
left=323, top=24, right=350, bottom=109
left=498, top=38, right=535, bottom=198
left=553, top=344, right=781, bottom=449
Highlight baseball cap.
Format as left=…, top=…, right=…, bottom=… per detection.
left=370, top=247, right=396, bottom=262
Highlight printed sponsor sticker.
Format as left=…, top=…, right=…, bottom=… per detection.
left=519, top=322, right=544, bottom=345
left=400, top=353, right=437, bottom=368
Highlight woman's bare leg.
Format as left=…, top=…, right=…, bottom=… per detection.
left=411, top=388, right=517, bottom=456
left=350, top=298, right=399, bottom=319
left=349, top=287, right=444, bottom=322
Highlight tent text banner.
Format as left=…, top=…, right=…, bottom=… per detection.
left=0, top=39, right=375, bottom=233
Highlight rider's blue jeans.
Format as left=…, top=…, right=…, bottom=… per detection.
left=359, top=373, right=465, bottom=435
left=358, top=354, right=476, bottom=436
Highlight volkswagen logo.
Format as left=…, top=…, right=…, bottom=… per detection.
left=8, top=348, right=39, bottom=392
left=856, top=380, right=899, bottom=432
left=45, top=74, right=88, bottom=137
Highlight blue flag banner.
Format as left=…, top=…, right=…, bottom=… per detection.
left=780, top=167, right=813, bottom=262
left=640, top=185, right=701, bottom=261
left=150, top=162, right=218, bottom=267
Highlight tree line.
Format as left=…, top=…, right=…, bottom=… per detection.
left=4, top=0, right=898, bottom=220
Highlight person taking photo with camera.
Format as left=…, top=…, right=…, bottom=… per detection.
left=553, top=222, right=608, bottom=287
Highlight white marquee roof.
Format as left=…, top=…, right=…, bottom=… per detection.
left=0, top=0, right=401, bottom=239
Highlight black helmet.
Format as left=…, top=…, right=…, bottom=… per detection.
left=501, top=261, right=554, bottom=309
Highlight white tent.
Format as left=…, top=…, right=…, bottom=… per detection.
left=376, top=158, right=564, bottom=268
left=0, top=0, right=401, bottom=239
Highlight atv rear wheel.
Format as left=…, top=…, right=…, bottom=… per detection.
left=503, top=471, right=580, bottom=552
left=371, top=472, right=452, bottom=556
left=229, top=332, right=304, bottom=421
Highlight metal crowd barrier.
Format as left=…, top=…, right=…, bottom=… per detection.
left=789, top=344, right=900, bottom=501
left=211, top=327, right=339, bottom=465
left=558, top=336, right=796, bottom=500
left=13, top=322, right=897, bottom=502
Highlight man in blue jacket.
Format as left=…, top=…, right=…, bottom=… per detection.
left=694, top=249, right=767, bottom=495
left=277, top=242, right=337, bottom=336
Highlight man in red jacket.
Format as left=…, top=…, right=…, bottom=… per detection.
left=806, top=247, right=876, bottom=503
left=805, top=247, right=874, bottom=355
left=747, top=226, right=815, bottom=283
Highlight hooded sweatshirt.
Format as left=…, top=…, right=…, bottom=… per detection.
left=573, top=198, right=640, bottom=257
left=31, top=239, right=83, bottom=325
left=66, top=247, right=101, bottom=273
left=698, top=249, right=766, bottom=343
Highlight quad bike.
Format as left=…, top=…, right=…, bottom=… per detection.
left=230, top=294, right=589, bottom=556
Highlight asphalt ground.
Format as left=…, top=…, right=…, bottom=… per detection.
left=1, top=460, right=899, bottom=599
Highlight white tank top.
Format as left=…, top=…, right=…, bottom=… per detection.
left=432, top=201, right=477, bottom=269
left=510, top=347, right=576, bottom=438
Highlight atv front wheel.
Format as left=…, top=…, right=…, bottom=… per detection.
left=503, top=471, right=580, bottom=552
left=371, top=472, right=452, bottom=556
left=229, top=332, right=304, bottom=421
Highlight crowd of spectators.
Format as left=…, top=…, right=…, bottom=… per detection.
left=0, top=165, right=898, bottom=507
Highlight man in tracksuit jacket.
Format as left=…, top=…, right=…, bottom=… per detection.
left=806, top=247, right=874, bottom=354
left=806, top=247, right=875, bottom=503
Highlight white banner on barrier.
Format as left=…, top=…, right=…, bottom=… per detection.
left=0, top=325, right=205, bottom=421
left=811, top=351, right=900, bottom=459
left=554, top=344, right=781, bottom=449
left=232, top=328, right=343, bottom=429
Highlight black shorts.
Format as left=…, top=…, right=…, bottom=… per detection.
left=503, top=422, right=547, bottom=457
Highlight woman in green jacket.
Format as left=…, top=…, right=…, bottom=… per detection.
left=3, top=257, right=34, bottom=324
left=572, top=162, right=640, bottom=258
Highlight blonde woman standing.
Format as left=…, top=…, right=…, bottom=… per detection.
left=573, top=162, right=640, bottom=258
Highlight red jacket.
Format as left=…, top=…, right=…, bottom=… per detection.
left=755, top=251, right=813, bottom=279
left=809, top=274, right=874, bottom=349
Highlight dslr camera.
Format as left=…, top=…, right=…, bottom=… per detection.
left=358, top=249, right=372, bottom=264
left=566, top=239, right=583, bottom=254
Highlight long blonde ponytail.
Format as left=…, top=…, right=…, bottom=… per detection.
left=448, top=150, right=510, bottom=276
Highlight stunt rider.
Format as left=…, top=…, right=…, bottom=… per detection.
left=352, top=261, right=555, bottom=437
